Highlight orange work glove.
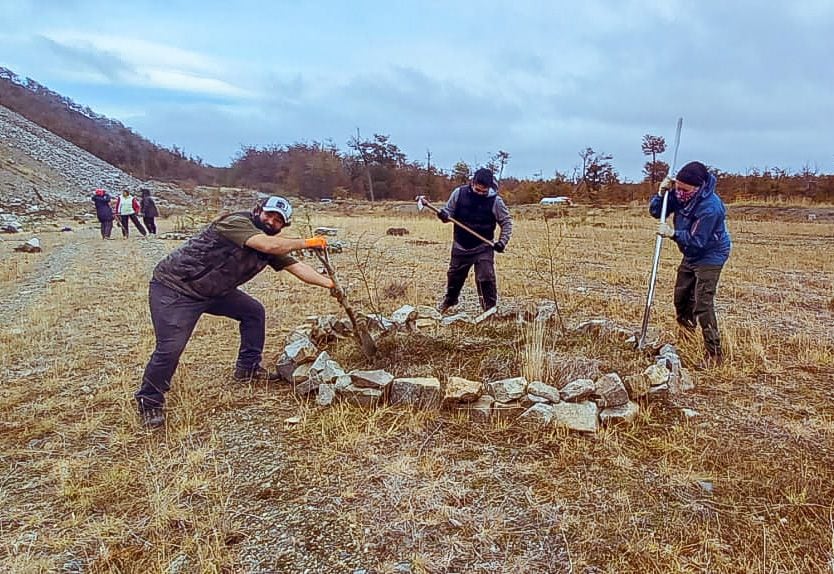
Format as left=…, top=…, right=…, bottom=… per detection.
left=303, top=236, right=328, bottom=250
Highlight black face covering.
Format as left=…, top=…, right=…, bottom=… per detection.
left=251, top=210, right=282, bottom=236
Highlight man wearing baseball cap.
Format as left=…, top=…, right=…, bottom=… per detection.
left=136, top=196, right=333, bottom=428
left=652, top=161, right=732, bottom=368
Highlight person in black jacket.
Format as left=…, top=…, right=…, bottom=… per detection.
left=139, top=188, right=159, bottom=236
left=436, top=168, right=513, bottom=313
left=91, top=188, right=114, bottom=239
left=135, top=196, right=336, bottom=429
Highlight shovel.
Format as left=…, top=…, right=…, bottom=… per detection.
left=415, top=195, right=495, bottom=248
left=314, top=249, right=378, bottom=359
left=637, top=117, right=683, bottom=349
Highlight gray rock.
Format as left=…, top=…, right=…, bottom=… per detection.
left=390, top=377, right=441, bottom=409
left=574, top=318, right=611, bottom=336
left=520, top=393, right=550, bottom=407
left=349, top=369, right=394, bottom=389
left=593, top=373, right=630, bottom=408
left=485, top=376, right=528, bottom=403
left=315, top=360, right=346, bottom=384
left=559, top=378, right=595, bottom=402
left=443, top=376, right=482, bottom=405
left=440, top=312, right=471, bottom=326
left=309, top=351, right=332, bottom=374
left=282, top=336, right=318, bottom=364
left=293, top=377, right=319, bottom=397
left=292, top=363, right=312, bottom=384
left=658, top=343, right=678, bottom=357
left=415, top=305, right=442, bottom=320
left=390, top=305, right=417, bottom=326
left=550, top=401, right=599, bottom=432
left=518, top=403, right=556, bottom=425
left=669, top=366, right=695, bottom=394
left=339, top=384, right=383, bottom=408
left=334, top=374, right=352, bottom=391
left=527, top=380, right=561, bottom=403
left=623, top=373, right=651, bottom=399
left=644, top=364, right=671, bottom=386
left=14, top=237, right=41, bottom=253
left=600, top=401, right=640, bottom=425
left=316, top=383, right=336, bottom=406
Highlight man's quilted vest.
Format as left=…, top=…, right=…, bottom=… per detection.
left=153, top=212, right=271, bottom=300
left=451, top=185, right=497, bottom=249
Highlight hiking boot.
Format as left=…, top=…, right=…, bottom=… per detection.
left=138, top=405, right=165, bottom=429
left=233, top=365, right=283, bottom=383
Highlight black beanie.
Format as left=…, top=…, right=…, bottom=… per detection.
left=472, top=168, right=495, bottom=188
left=675, top=161, right=708, bottom=187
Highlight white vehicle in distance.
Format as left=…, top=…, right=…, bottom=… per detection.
left=539, top=196, right=573, bottom=206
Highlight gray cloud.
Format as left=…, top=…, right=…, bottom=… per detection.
left=36, top=35, right=136, bottom=83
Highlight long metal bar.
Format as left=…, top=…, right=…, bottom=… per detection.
left=637, top=117, right=683, bottom=349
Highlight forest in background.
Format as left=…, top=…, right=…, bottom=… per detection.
left=2, top=67, right=833, bottom=204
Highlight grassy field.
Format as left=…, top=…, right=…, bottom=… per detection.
left=1, top=203, right=832, bottom=573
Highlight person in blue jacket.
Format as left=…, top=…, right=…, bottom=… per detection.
left=650, top=161, right=731, bottom=367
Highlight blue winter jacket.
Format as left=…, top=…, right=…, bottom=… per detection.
left=649, top=173, right=731, bottom=266
left=91, top=193, right=114, bottom=221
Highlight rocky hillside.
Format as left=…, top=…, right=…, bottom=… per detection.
left=0, top=104, right=153, bottom=217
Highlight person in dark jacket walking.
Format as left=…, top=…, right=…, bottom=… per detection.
left=436, top=168, right=513, bottom=313
left=139, top=188, right=159, bottom=236
left=135, top=196, right=334, bottom=428
left=114, top=189, right=147, bottom=238
left=91, top=188, right=114, bottom=239
left=650, top=161, right=732, bottom=367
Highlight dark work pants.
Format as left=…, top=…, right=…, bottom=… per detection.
left=119, top=214, right=147, bottom=237
left=143, top=216, right=157, bottom=234
left=99, top=219, right=113, bottom=239
left=136, top=281, right=266, bottom=408
left=674, top=261, right=724, bottom=357
left=443, top=246, right=498, bottom=311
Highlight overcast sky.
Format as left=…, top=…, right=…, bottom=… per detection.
left=1, top=0, right=832, bottom=180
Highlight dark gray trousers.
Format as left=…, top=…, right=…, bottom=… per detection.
left=136, top=281, right=266, bottom=408
left=443, top=246, right=497, bottom=311
left=674, top=261, right=724, bottom=357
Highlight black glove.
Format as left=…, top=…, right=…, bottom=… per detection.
left=437, top=209, right=450, bottom=223
left=493, top=241, right=506, bottom=253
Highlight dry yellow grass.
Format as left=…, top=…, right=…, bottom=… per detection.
left=0, top=202, right=832, bottom=573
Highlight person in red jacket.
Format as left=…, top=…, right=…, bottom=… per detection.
left=114, top=189, right=147, bottom=238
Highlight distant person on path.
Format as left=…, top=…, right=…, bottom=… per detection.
left=436, top=167, right=513, bottom=313
left=139, top=188, right=159, bottom=236
left=651, top=161, right=732, bottom=368
left=91, top=188, right=114, bottom=239
left=135, top=196, right=335, bottom=428
left=114, top=189, right=147, bottom=239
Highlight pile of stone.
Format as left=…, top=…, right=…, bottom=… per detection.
left=271, top=308, right=695, bottom=433
left=0, top=105, right=150, bottom=214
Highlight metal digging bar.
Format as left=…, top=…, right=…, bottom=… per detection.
left=314, top=248, right=378, bottom=359
left=415, top=195, right=495, bottom=248
left=637, top=117, right=683, bottom=350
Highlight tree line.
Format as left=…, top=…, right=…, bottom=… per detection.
left=2, top=67, right=832, bottom=204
